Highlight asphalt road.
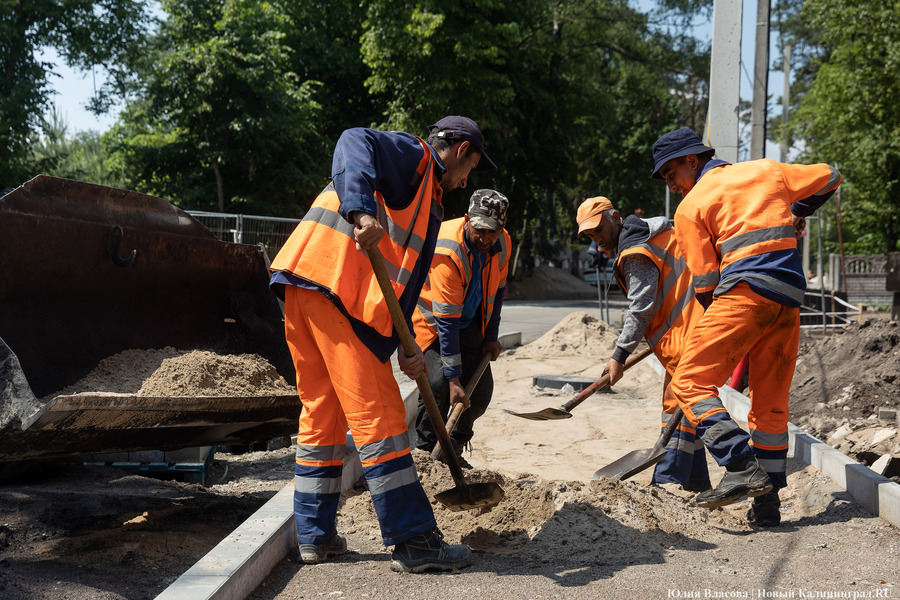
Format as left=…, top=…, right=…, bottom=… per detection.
left=499, top=293, right=629, bottom=343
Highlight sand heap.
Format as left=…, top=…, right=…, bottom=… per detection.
left=791, top=319, right=900, bottom=425
left=337, top=451, right=743, bottom=565
left=514, top=311, right=619, bottom=358
left=45, top=348, right=294, bottom=399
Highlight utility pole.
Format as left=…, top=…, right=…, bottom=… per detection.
left=750, top=0, right=771, bottom=160
left=706, top=0, right=743, bottom=163
left=780, top=44, right=792, bottom=162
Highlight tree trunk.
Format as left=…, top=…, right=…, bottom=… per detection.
left=212, top=158, right=225, bottom=212
left=511, top=210, right=528, bottom=280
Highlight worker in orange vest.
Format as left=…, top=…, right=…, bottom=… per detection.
left=651, top=128, right=841, bottom=526
left=576, top=196, right=708, bottom=492
left=412, top=189, right=511, bottom=461
left=270, top=116, right=496, bottom=571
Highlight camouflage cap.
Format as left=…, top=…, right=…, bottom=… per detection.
left=467, top=189, right=508, bottom=231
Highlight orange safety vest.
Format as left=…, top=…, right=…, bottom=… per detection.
left=270, top=138, right=443, bottom=360
left=412, top=217, right=510, bottom=352
left=614, top=228, right=703, bottom=376
left=675, top=159, right=840, bottom=302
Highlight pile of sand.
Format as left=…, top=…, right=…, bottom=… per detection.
left=45, top=348, right=294, bottom=399
left=337, top=450, right=742, bottom=564
left=513, top=311, right=619, bottom=358
left=791, top=319, right=900, bottom=426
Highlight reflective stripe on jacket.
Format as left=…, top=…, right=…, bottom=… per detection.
left=412, top=217, right=510, bottom=376
left=674, top=159, right=840, bottom=305
left=614, top=228, right=703, bottom=375
left=270, top=137, right=443, bottom=362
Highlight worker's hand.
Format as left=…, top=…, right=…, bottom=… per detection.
left=604, top=358, right=625, bottom=385
left=398, top=344, right=429, bottom=380
left=449, top=377, right=470, bottom=409
left=483, top=339, right=503, bottom=361
left=792, top=214, right=807, bottom=239
left=351, top=212, right=385, bottom=251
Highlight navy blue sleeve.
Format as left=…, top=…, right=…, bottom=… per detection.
left=331, top=128, right=426, bottom=223
left=790, top=190, right=836, bottom=218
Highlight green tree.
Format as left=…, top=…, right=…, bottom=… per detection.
left=0, top=0, right=150, bottom=186
left=359, top=0, right=707, bottom=257
left=109, top=0, right=326, bottom=215
left=30, top=105, right=125, bottom=187
left=786, top=0, right=900, bottom=254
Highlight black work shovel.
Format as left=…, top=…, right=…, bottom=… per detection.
left=508, top=347, right=654, bottom=421
left=592, top=406, right=683, bottom=481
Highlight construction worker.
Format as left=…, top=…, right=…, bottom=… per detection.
left=269, top=116, right=497, bottom=572
left=651, top=128, right=841, bottom=526
left=412, top=189, right=511, bottom=461
left=575, top=196, right=709, bottom=492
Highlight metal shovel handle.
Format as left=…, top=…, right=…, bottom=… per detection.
left=431, top=352, right=492, bottom=461
left=365, top=246, right=472, bottom=496
left=559, top=346, right=654, bottom=413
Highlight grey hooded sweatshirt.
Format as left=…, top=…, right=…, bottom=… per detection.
left=611, top=215, right=673, bottom=364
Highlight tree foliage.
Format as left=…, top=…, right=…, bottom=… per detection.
left=358, top=0, right=708, bottom=259
left=107, top=0, right=327, bottom=215
left=0, top=0, right=150, bottom=186
left=782, top=0, right=900, bottom=254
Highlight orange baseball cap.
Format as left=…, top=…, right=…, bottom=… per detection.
left=576, top=196, right=614, bottom=236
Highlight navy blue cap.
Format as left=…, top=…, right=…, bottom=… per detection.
left=428, top=116, right=497, bottom=172
left=650, top=128, right=714, bottom=179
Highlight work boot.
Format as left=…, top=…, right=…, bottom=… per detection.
left=298, top=533, right=348, bottom=564
left=747, top=491, right=782, bottom=527
left=390, top=528, right=472, bottom=573
left=695, top=454, right=772, bottom=509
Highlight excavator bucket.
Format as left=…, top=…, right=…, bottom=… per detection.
left=0, top=176, right=298, bottom=468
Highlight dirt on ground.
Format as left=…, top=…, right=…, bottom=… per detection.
left=789, top=319, right=900, bottom=481
left=1, top=310, right=899, bottom=599
left=0, top=448, right=295, bottom=599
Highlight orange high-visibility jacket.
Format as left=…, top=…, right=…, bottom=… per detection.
left=614, top=227, right=703, bottom=376
left=412, top=217, right=510, bottom=375
left=270, top=137, right=443, bottom=362
left=674, top=159, right=840, bottom=305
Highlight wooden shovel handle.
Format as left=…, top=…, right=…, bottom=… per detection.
left=365, top=247, right=471, bottom=494
left=560, top=346, right=654, bottom=413
left=431, top=352, right=492, bottom=461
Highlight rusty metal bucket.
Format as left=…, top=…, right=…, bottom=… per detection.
left=0, top=176, right=298, bottom=465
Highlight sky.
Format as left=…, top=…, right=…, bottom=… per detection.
left=42, top=0, right=794, bottom=160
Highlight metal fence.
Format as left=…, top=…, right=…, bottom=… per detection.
left=800, top=290, right=861, bottom=332
left=187, top=211, right=301, bottom=262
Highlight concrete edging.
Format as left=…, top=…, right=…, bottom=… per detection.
left=646, top=354, right=900, bottom=529
left=156, top=484, right=295, bottom=600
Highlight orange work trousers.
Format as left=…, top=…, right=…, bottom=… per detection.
left=670, top=283, right=799, bottom=486
left=283, top=285, right=435, bottom=546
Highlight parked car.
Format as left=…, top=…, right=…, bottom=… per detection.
left=582, top=267, right=618, bottom=289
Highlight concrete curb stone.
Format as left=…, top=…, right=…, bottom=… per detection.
left=645, top=352, right=900, bottom=529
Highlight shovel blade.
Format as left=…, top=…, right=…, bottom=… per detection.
left=592, top=447, right=668, bottom=482
left=434, top=482, right=505, bottom=512
left=505, top=407, right=572, bottom=421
